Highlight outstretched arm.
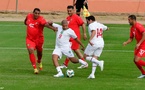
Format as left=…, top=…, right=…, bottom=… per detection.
left=123, top=38, right=133, bottom=46
left=81, top=23, right=87, bottom=40
left=74, top=38, right=85, bottom=51
left=73, top=0, right=76, bottom=6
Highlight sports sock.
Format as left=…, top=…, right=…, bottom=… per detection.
left=63, top=58, right=69, bottom=66
left=86, top=57, right=100, bottom=65
left=37, top=53, right=42, bottom=63
left=91, top=63, right=97, bottom=75
left=134, top=61, right=145, bottom=75
left=81, top=58, right=85, bottom=61
left=137, top=60, right=145, bottom=66
left=56, top=66, right=62, bottom=74
left=29, top=53, right=36, bottom=69
left=78, top=59, right=87, bottom=65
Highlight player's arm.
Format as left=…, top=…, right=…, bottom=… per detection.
left=123, top=37, right=133, bottom=46
left=74, top=38, right=85, bottom=51
left=89, top=30, right=96, bottom=46
left=73, top=0, right=76, bottom=6
left=136, top=32, right=145, bottom=49
left=45, top=23, right=57, bottom=32
left=81, top=23, right=87, bottom=40
left=24, top=18, right=27, bottom=25
left=84, top=0, right=88, bottom=5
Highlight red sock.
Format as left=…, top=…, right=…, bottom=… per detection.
left=37, top=54, right=42, bottom=63
left=29, top=54, right=36, bottom=69
left=134, top=61, right=145, bottom=75
left=64, top=58, right=69, bottom=66
left=137, top=60, right=145, bottom=66
left=81, top=58, right=85, bottom=61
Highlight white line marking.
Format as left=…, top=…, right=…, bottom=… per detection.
left=0, top=47, right=133, bottom=52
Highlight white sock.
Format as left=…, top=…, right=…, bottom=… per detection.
left=56, top=66, right=62, bottom=74
left=86, top=57, right=100, bottom=65
left=91, top=63, right=97, bottom=75
left=78, top=59, right=87, bottom=65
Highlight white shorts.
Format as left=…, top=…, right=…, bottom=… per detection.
left=84, top=44, right=103, bottom=57
left=52, top=47, right=74, bottom=59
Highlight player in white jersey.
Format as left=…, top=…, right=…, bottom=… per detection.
left=84, top=16, right=109, bottom=79
left=49, top=20, right=88, bottom=77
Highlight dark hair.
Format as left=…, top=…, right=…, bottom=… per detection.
left=86, top=15, right=95, bottom=21
left=67, top=5, right=74, bottom=9
left=33, top=8, right=41, bottom=13
left=128, top=15, right=136, bottom=20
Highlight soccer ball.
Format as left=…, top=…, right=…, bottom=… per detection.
left=66, top=69, right=74, bottom=77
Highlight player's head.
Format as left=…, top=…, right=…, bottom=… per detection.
left=86, top=15, right=96, bottom=24
left=33, top=8, right=41, bottom=19
left=128, top=15, right=136, bottom=26
left=67, top=5, right=74, bottom=16
left=61, top=20, right=69, bottom=30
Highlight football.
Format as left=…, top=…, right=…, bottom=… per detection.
left=66, top=69, right=74, bottom=77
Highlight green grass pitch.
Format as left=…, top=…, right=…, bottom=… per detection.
left=0, top=21, right=145, bottom=90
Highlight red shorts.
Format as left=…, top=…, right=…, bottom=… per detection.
left=134, top=47, right=145, bottom=57
left=26, top=38, right=44, bottom=51
left=70, top=37, right=80, bottom=50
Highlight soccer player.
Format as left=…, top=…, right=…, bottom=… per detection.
left=73, top=0, right=88, bottom=16
left=123, top=15, right=145, bottom=78
left=60, top=5, right=87, bottom=69
left=84, top=15, right=109, bottom=79
left=24, top=8, right=56, bottom=74
left=50, top=20, right=88, bottom=77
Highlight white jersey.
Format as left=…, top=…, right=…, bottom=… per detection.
left=52, top=23, right=77, bottom=49
left=88, top=21, right=107, bottom=46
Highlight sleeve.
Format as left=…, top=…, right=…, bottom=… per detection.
left=89, top=24, right=96, bottom=32
left=76, top=15, right=84, bottom=26
left=69, top=29, right=77, bottom=39
left=136, top=24, right=145, bottom=34
left=100, top=23, right=108, bottom=31
left=40, top=17, right=47, bottom=25
left=52, top=23, right=62, bottom=28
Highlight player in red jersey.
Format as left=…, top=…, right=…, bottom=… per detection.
left=60, top=5, right=87, bottom=69
left=24, top=8, right=55, bottom=74
left=123, top=15, right=145, bottom=78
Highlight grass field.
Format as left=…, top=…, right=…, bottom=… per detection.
left=0, top=21, right=145, bottom=90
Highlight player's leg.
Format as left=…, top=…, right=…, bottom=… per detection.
left=62, top=39, right=85, bottom=68
left=36, top=39, right=44, bottom=70
left=75, top=4, right=81, bottom=16
left=134, top=48, right=145, bottom=78
left=26, top=39, right=38, bottom=74
left=62, top=47, right=88, bottom=67
left=52, top=48, right=64, bottom=77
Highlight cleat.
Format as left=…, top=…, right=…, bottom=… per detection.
left=53, top=73, right=64, bottom=78
left=99, top=61, right=104, bottom=71
left=38, top=62, right=43, bottom=70
left=137, top=74, right=145, bottom=78
left=77, top=64, right=88, bottom=69
left=87, top=74, right=95, bottom=79
left=60, top=64, right=68, bottom=69
left=34, top=68, right=39, bottom=74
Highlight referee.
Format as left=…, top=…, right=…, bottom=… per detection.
left=73, top=0, right=88, bottom=16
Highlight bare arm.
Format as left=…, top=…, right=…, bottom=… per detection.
left=123, top=38, right=133, bottom=46
left=73, top=0, right=76, bottom=6
left=89, top=30, right=96, bottom=46
left=136, top=32, right=145, bottom=49
left=44, top=22, right=58, bottom=32
left=81, top=23, right=87, bottom=40
left=24, top=18, right=27, bottom=25
left=74, top=38, right=85, bottom=50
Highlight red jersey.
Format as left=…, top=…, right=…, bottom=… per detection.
left=66, top=14, right=84, bottom=38
left=130, top=22, right=145, bottom=48
left=25, top=14, right=47, bottom=41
